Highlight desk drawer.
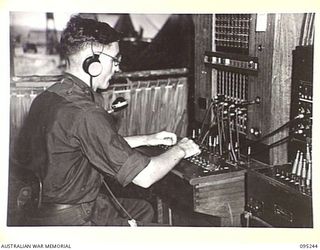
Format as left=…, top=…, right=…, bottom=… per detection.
left=193, top=173, right=245, bottom=226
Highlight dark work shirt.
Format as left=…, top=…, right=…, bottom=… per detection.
left=15, top=73, right=150, bottom=204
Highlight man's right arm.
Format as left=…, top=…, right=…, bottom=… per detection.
left=132, top=138, right=200, bottom=188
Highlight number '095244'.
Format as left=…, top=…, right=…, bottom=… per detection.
left=300, top=244, right=318, bottom=248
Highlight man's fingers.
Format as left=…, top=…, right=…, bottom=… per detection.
left=158, top=131, right=177, bottom=145
left=162, top=137, right=174, bottom=146
left=194, top=147, right=201, bottom=156
left=179, top=137, right=189, bottom=143
left=176, top=138, right=201, bottom=158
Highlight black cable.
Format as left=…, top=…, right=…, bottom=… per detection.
left=244, top=212, right=273, bottom=227
left=217, top=106, right=224, bottom=155
left=235, top=109, right=241, bottom=159
left=89, top=76, right=96, bottom=102
left=250, top=134, right=294, bottom=157
left=237, top=115, right=303, bottom=152
left=102, top=179, right=134, bottom=220
left=199, top=101, right=214, bottom=140
left=220, top=104, right=227, bottom=148
left=200, top=107, right=218, bottom=145
left=37, top=176, right=43, bottom=208
left=90, top=76, right=93, bottom=89
left=227, top=107, right=238, bottom=162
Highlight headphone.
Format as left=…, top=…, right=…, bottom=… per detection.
left=82, top=53, right=103, bottom=77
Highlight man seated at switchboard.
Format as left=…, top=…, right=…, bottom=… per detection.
left=14, top=15, right=201, bottom=226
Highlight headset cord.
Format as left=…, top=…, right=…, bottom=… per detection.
left=102, top=179, right=134, bottom=221
left=90, top=76, right=94, bottom=91
left=89, top=76, right=96, bottom=102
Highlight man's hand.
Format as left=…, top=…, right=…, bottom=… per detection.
left=132, top=136, right=201, bottom=188
left=175, top=137, right=201, bottom=159
left=147, top=131, right=177, bottom=146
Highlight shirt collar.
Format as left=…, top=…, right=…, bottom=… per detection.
left=62, top=72, right=105, bottom=105
left=63, top=72, right=92, bottom=92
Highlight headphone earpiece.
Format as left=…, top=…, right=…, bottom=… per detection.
left=82, top=54, right=103, bottom=77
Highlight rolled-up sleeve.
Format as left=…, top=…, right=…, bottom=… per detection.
left=74, top=107, right=150, bottom=186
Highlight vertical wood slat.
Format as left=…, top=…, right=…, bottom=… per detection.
left=300, top=13, right=315, bottom=46
left=193, top=14, right=213, bottom=124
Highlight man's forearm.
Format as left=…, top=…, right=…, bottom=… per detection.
left=124, top=131, right=177, bottom=148
left=132, top=145, right=185, bottom=188
left=123, top=135, right=148, bottom=148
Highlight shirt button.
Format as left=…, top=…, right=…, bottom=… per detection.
left=80, top=186, right=85, bottom=191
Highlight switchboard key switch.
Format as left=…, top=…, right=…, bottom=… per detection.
left=301, top=159, right=307, bottom=179
left=201, top=163, right=217, bottom=171
left=285, top=172, right=291, bottom=181
left=208, top=135, right=213, bottom=149
left=306, top=144, right=311, bottom=163
left=306, top=178, right=311, bottom=189
left=294, top=176, right=300, bottom=186
left=306, top=161, right=312, bottom=184
left=200, top=162, right=207, bottom=169
left=289, top=173, right=296, bottom=183
left=197, top=128, right=202, bottom=138
left=198, top=158, right=205, bottom=166
left=300, top=178, right=306, bottom=187
left=296, top=152, right=304, bottom=176
left=192, top=129, right=196, bottom=139
left=299, top=184, right=307, bottom=195
left=275, top=168, right=281, bottom=177
left=280, top=170, right=286, bottom=179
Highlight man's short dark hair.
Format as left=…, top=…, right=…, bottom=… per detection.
left=60, top=15, right=122, bottom=59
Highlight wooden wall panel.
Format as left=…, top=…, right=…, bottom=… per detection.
left=248, top=14, right=276, bottom=140
left=269, top=13, right=304, bottom=164
left=247, top=13, right=304, bottom=164
left=192, top=14, right=212, bottom=124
